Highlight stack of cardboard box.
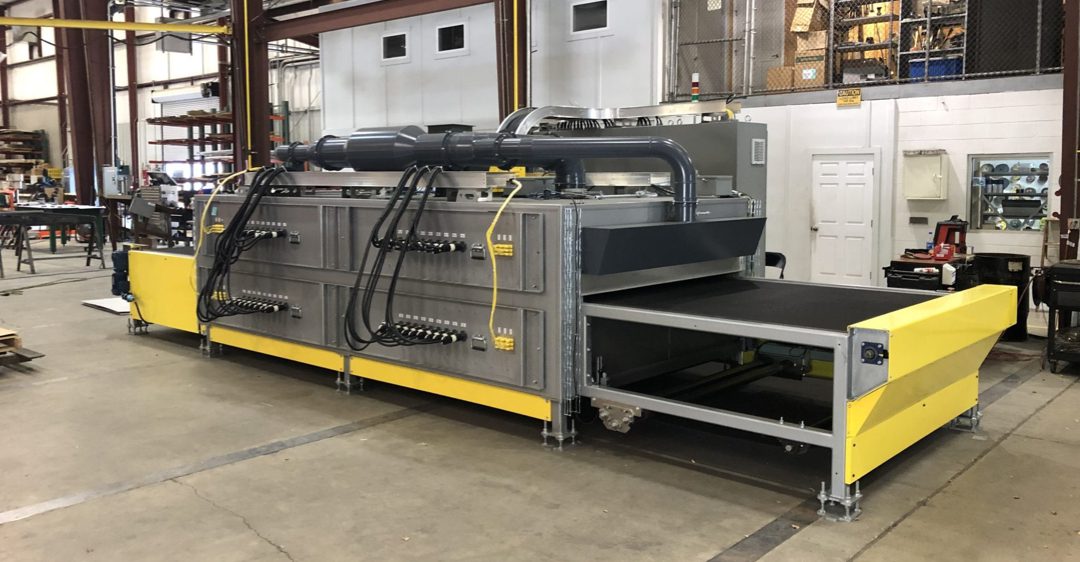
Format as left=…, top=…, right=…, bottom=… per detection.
left=766, top=0, right=829, bottom=90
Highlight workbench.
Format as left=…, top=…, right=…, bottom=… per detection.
left=884, top=254, right=975, bottom=290
left=0, top=206, right=106, bottom=277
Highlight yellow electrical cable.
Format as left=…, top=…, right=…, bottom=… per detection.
left=485, top=178, right=523, bottom=342
left=190, top=168, right=259, bottom=292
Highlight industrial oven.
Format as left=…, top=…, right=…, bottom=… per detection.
left=125, top=103, right=1015, bottom=520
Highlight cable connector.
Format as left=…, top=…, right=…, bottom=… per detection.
left=492, top=243, right=514, bottom=257
left=493, top=336, right=515, bottom=352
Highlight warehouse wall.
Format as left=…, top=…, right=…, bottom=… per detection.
left=742, top=86, right=1062, bottom=283
left=893, top=90, right=1061, bottom=264
left=741, top=99, right=898, bottom=283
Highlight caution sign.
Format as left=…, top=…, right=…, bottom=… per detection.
left=837, top=88, right=862, bottom=107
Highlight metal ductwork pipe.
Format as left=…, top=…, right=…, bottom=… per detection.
left=275, top=127, right=699, bottom=222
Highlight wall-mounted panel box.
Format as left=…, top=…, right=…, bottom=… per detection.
left=902, top=149, right=949, bottom=200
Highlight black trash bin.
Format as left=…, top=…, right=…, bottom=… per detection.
left=974, top=253, right=1031, bottom=341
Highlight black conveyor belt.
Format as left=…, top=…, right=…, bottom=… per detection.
left=586, top=277, right=938, bottom=333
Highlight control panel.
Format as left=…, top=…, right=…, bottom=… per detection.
left=325, top=284, right=546, bottom=391
left=198, top=199, right=546, bottom=294
left=212, top=273, right=325, bottom=346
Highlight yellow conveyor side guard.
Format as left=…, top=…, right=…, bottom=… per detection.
left=844, top=284, right=1017, bottom=483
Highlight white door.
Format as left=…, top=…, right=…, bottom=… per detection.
left=810, top=154, right=876, bottom=286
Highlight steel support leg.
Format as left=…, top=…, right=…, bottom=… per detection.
left=818, top=481, right=862, bottom=522
left=200, top=327, right=223, bottom=357
left=819, top=337, right=862, bottom=521
left=127, top=316, right=149, bottom=335
left=541, top=401, right=577, bottom=449
left=336, top=357, right=364, bottom=394
left=950, top=404, right=982, bottom=432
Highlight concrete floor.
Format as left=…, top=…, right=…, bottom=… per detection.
left=1, top=248, right=1079, bottom=561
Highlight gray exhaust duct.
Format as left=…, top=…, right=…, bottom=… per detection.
left=274, top=127, right=699, bottom=222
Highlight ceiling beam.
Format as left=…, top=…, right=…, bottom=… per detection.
left=0, top=15, right=228, bottom=34
left=263, top=0, right=489, bottom=41
left=265, top=0, right=341, bottom=19
left=289, top=33, right=320, bottom=48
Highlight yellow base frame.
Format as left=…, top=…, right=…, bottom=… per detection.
left=209, top=326, right=345, bottom=373
left=350, top=357, right=552, bottom=421
left=844, top=284, right=1016, bottom=483
left=127, top=250, right=550, bottom=422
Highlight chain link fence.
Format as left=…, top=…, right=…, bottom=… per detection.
left=670, top=0, right=747, bottom=101
left=669, top=0, right=1066, bottom=99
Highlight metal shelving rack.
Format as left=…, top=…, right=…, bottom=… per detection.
left=897, top=0, right=968, bottom=81
left=829, top=0, right=900, bottom=87
left=146, top=112, right=235, bottom=189
left=0, top=130, right=48, bottom=175
left=969, top=154, right=1051, bottom=232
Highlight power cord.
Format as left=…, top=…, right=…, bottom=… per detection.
left=485, top=178, right=523, bottom=343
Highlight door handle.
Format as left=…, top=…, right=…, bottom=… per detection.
left=810, top=226, right=820, bottom=232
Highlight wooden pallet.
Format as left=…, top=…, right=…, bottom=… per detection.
left=0, top=327, right=22, bottom=354
left=0, top=326, right=41, bottom=366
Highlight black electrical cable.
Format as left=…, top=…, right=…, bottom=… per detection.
left=381, top=167, right=445, bottom=346
left=357, top=167, right=427, bottom=346
left=344, top=167, right=420, bottom=350
left=343, top=166, right=455, bottom=350
left=197, top=166, right=287, bottom=322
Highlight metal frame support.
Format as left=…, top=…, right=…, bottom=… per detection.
left=1059, top=0, right=1079, bottom=259
left=125, top=6, right=139, bottom=185
left=820, top=337, right=860, bottom=521
left=217, top=17, right=230, bottom=112
left=494, top=0, right=528, bottom=120
left=579, top=301, right=863, bottom=520
left=231, top=0, right=270, bottom=168
left=57, top=0, right=95, bottom=204
left=0, top=8, right=9, bottom=129
left=51, top=0, right=68, bottom=169
left=0, top=16, right=228, bottom=34
left=83, top=0, right=113, bottom=203
left=263, top=0, right=490, bottom=41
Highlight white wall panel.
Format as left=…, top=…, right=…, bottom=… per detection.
left=320, top=0, right=666, bottom=134
left=531, top=0, right=662, bottom=109
left=321, top=4, right=500, bottom=134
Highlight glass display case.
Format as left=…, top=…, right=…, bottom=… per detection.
left=968, top=153, right=1051, bottom=231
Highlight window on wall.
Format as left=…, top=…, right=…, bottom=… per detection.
left=382, top=33, right=408, bottom=60
left=437, top=24, right=466, bottom=52
left=572, top=1, right=608, bottom=32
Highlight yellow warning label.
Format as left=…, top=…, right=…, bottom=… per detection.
left=837, top=88, right=862, bottom=107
